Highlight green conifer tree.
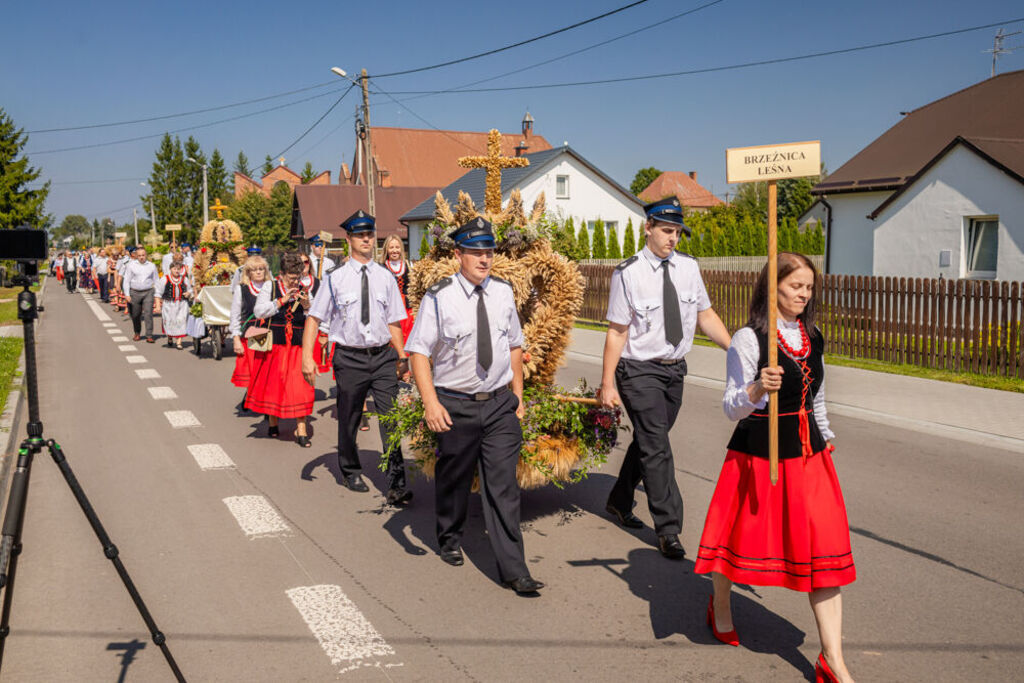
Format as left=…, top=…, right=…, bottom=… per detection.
left=622, top=218, right=636, bottom=257
left=576, top=219, right=591, bottom=259
left=262, top=155, right=274, bottom=176
left=0, top=108, right=49, bottom=228
left=591, top=218, right=607, bottom=259
left=208, top=148, right=229, bottom=204
left=637, top=223, right=647, bottom=251
left=418, top=232, right=431, bottom=258
left=607, top=221, right=622, bottom=259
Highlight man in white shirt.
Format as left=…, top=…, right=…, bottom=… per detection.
left=181, top=243, right=195, bottom=269
left=94, top=248, right=110, bottom=302
left=123, top=246, right=159, bottom=342
left=308, top=236, right=336, bottom=279
left=161, top=246, right=180, bottom=275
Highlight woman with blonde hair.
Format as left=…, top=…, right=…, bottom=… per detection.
left=229, top=255, right=271, bottom=391
left=379, top=235, right=413, bottom=342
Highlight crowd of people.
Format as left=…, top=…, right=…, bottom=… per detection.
left=56, top=196, right=855, bottom=682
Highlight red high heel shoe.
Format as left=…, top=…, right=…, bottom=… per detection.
left=815, top=652, right=839, bottom=683
left=706, top=596, right=739, bottom=646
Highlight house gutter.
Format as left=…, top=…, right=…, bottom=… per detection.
left=820, top=196, right=833, bottom=274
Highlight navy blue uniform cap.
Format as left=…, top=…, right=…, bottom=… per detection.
left=644, top=195, right=690, bottom=236
left=449, top=217, right=496, bottom=249
left=340, top=210, right=375, bottom=234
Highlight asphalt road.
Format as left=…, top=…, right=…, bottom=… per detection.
left=0, top=285, right=1021, bottom=681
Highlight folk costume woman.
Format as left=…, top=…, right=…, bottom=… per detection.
left=380, top=235, right=414, bottom=342
left=694, top=252, right=856, bottom=683
left=300, top=255, right=332, bottom=375
left=229, top=256, right=270, bottom=389
left=154, top=257, right=193, bottom=349
left=245, top=253, right=315, bottom=447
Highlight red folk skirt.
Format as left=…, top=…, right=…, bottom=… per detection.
left=694, top=447, right=856, bottom=592
left=400, top=307, right=414, bottom=342
left=231, top=345, right=255, bottom=388
left=244, top=343, right=314, bottom=419
left=315, top=335, right=334, bottom=375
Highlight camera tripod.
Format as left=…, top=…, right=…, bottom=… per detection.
left=0, top=275, right=185, bottom=680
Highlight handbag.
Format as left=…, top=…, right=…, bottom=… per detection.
left=245, top=325, right=272, bottom=352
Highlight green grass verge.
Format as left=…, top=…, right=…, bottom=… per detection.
left=0, top=282, right=42, bottom=326
left=574, top=320, right=1024, bottom=393
left=0, top=337, right=23, bottom=415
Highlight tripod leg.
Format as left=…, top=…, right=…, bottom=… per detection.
left=0, top=441, right=41, bottom=664
left=46, top=441, right=186, bottom=682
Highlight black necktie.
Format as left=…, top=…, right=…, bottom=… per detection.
left=662, top=261, right=683, bottom=346
left=360, top=265, right=370, bottom=325
left=475, top=285, right=492, bottom=372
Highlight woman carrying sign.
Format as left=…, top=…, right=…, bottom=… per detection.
left=694, top=252, right=856, bottom=683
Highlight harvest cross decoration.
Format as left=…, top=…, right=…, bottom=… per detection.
left=209, top=198, right=229, bottom=220
left=458, top=129, right=529, bottom=215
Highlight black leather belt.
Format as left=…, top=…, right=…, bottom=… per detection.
left=436, top=386, right=508, bottom=401
left=338, top=343, right=391, bottom=355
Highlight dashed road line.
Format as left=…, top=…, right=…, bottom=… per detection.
left=125, top=355, right=147, bottom=364
left=85, top=298, right=111, bottom=322
left=223, top=495, right=291, bottom=538
left=286, top=585, right=398, bottom=675
left=135, top=369, right=161, bottom=379
left=148, top=386, right=177, bottom=400
left=106, top=329, right=120, bottom=334
left=164, top=410, right=200, bottom=428
left=187, top=444, right=235, bottom=470
left=118, top=345, right=138, bottom=352
left=112, top=336, right=130, bottom=342
left=102, top=322, right=117, bottom=327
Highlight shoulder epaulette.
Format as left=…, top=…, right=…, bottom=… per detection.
left=489, top=275, right=512, bottom=287
left=675, top=251, right=696, bottom=261
left=615, top=255, right=639, bottom=271
left=326, top=263, right=342, bottom=274
left=427, top=277, right=453, bottom=296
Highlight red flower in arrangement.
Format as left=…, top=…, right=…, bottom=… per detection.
left=201, top=247, right=207, bottom=254
left=523, top=351, right=532, bottom=363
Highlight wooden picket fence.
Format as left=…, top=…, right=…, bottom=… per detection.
left=578, top=264, right=1024, bottom=378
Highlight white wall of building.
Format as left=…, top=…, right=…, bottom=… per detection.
left=407, top=152, right=645, bottom=259
left=872, top=145, right=1024, bottom=281
left=820, top=191, right=889, bottom=276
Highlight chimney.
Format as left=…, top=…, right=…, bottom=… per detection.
left=515, top=141, right=528, bottom=157
left=340, top=162, right=351, bottom=184
left=689, top=171, right=697, bottom=182
left=522, top=111, right=534, bottom=143
left=380, top=170, right=392, bottom=188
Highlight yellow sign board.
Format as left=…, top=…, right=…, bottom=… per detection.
left=726, top=140, right=820, bottom=183
left=165, top=224, right=182, bottom=232
left=318, top=230, right=334, bottom=243
left=113, top=232, right=127, bottom=239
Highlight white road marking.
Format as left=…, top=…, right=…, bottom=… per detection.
left=112, top=336, right=129, bottom=342
left=135, top=369, right=161, bottom=379
left=85, top=298, right=111, bottom=321
left=118, top=344, right=138, bottom=352
left=148, top=386, right=177, bottom=400
left=223, top=496, right=291, bottom=538
left=187, top=444, right=235, bottom=470
left=102, top=322, right=117, bottom=327
left=286, top=585, right=397, bottom=674
left=164, top=410, right=200, bottom=428
left=107, top=329, right=120, bottom=334
left=125, top=355, right=147, bottom=364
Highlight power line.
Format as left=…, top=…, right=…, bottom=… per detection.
left=50, top=177, right=144, bottom=185
left=389, top=0, right=726, bottom=104
left=27, top=81, right=337, bottom=134
left=382, top=17, right=1024, bottom=94
left=371, top=0, right=653, bottom=78
left=291, top=111, right=357, bottom=162
left=27, top=88, right=346, bottom=155
left=271, top=84, right=356, bottom=161
left=370, top=84, right=480, bottom=153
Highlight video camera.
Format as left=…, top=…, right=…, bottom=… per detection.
left=0, top=226, right=48, bottom=283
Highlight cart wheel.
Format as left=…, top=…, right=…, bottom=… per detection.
left=212, top=327, right=223, bottom=360
left=193, top=336, right=202, bottom=356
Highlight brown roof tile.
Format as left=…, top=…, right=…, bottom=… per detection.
left=815, top=69, right=1024, bottom=194
left=638, top=171, right=723, bottom=208
left=356, top=127, right=551, bottom=188
left=291, top=185, right=438, bottom=241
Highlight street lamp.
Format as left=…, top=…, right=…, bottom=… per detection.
left=140, top=182, right=158, bottom=244
left=331, top=66, right=375, bottom=218
left=186, top=157, right=209, bottom=229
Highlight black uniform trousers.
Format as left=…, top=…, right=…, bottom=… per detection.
left=434, top=389, right=529, bottom=582
left=607, top=358, right=687, bottom=535
left=65, top=269, right=77, bottom=292
left=333, top=344, right=406, bottom=489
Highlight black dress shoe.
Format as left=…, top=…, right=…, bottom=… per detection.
left=386, top=488, right=413, bottom=505
left=342, top=474, right=369, bottom=493
left=267, top=425, right=279, bottom=438
left=504, top=576, right=545, bottom=594
left=658, top=534, right=686, bottom=560
left=606, top=503, right=644, bottom=529
left=440, top=548, right=464, bottom=566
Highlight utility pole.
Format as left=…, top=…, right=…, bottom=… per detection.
left=133, top=208, right=139, bottom=245
left=360, top=69, right=375, bottom=218
left=201, top=165, right=209, bottom=227
left=150, top=196, right=157, bottom=242
left=985, top=28, right=1022, bottom=77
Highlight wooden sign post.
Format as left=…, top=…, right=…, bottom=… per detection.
left=164, top=224, right=182, bottom=247
left=113, top=232, right=127, bottom=247
left=726, top=140, right=821, bottom=484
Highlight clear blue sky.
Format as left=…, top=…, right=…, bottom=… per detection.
left=4, top=0, right=1022, bottom=226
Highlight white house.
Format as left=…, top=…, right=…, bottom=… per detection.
left=807, top=69, right=1024, bottom=281
left=401, top=145, right=645, bottom=256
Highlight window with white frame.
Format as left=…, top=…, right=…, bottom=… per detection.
left=964, top=217, right=998, bottom=279
left=556, top=174, right=570, bottom=199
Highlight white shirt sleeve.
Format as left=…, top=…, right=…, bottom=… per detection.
left=253, top=281, right=279, bottom=319
left=605, top=269, right=631, bottom=325
left=814, top=379, right=835, bottom=441
left=722, top=327, right=766, bottom=421
left=404, top=293, right=438, bottom=358
left=154, top=275, right=167, bottom=300
left=229, top=284, right=243, bottom=337
left=307, top=275, right=334, bottom=324
left=123, top=263, right=133, bottom=297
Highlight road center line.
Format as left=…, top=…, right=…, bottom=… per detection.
left=125, top=355, right=147, bottom=364
left=223, top=496, right=291, bottom=538
left=102, top=322, right=117, bottom=327
left=107, top=329, right=120, bottom=334
left=187, top=444, right=235, bottom=470
left=164, top=410, right=200, bottom=428
left=286, top=585, right=398, bottom=675
left=148, top=386, right=177, bottom=400
left=135, top=369, right=161, bottom=379
left=112, top=336, right=130, bottom=342
left=85, top=298, right=111, bottom=322
left=118, top=345, right=138, bottom=352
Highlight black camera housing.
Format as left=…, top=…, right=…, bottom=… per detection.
left=0, top=226, right=48, bottom=262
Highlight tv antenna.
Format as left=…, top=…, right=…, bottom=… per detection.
left=984, top=27, right=1022, bottom=77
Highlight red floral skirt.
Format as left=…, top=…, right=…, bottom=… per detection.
left=231, top=345, right=255, bottom=388
left=694, top=448, right=856, bottom=592
left=244, top=344, right=314, bottom=419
